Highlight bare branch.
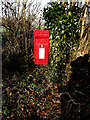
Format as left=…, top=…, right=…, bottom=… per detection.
left=59, top=92, right=81, bottom=105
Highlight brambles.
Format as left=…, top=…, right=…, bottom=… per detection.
left=2, top=1, right=89, bottom=120
left=2, top=0, right=41, bottom=70
left=61, top=54, right=90, bottom=120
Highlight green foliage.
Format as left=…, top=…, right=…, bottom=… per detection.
left=2, top=1, right=86, bottom=120
left=43, top=2, right=81, bottom=82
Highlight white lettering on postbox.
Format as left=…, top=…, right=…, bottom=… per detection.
left=39, top=48, right=45, bottom=59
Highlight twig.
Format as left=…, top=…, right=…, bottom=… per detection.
left=59, top=92, right=81, bottom=105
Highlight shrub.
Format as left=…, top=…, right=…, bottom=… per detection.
left=61, top=54, right=90, bottom=120
left=2, top=0, right=41, bottom=70
left=43, top=1, right=81, bottom=84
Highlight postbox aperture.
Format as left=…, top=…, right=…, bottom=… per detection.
left=34, top=30, right=49, bottom=65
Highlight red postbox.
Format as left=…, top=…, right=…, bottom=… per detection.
left=34, top=30, right=49, bottom=65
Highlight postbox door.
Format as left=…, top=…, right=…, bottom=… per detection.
left=34, top=38, right=49, bottom=64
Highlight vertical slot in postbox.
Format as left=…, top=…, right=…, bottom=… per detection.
left=34, top=30, right=49, bottom=65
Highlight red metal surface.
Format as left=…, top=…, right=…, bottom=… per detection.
left=34, top=30, right=49, bottom=65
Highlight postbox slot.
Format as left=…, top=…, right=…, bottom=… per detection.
left=35, top=37, right=49, bottom=38
left=36, top=43, right=48, bottom=45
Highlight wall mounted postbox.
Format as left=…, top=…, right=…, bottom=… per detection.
left=34, top=30, right=49, bottom=65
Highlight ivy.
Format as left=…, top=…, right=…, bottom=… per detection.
left=43, top=2, right=81, bottom=82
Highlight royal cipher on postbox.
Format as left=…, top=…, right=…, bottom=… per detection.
left=34, top=30, right=49, bottom=65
